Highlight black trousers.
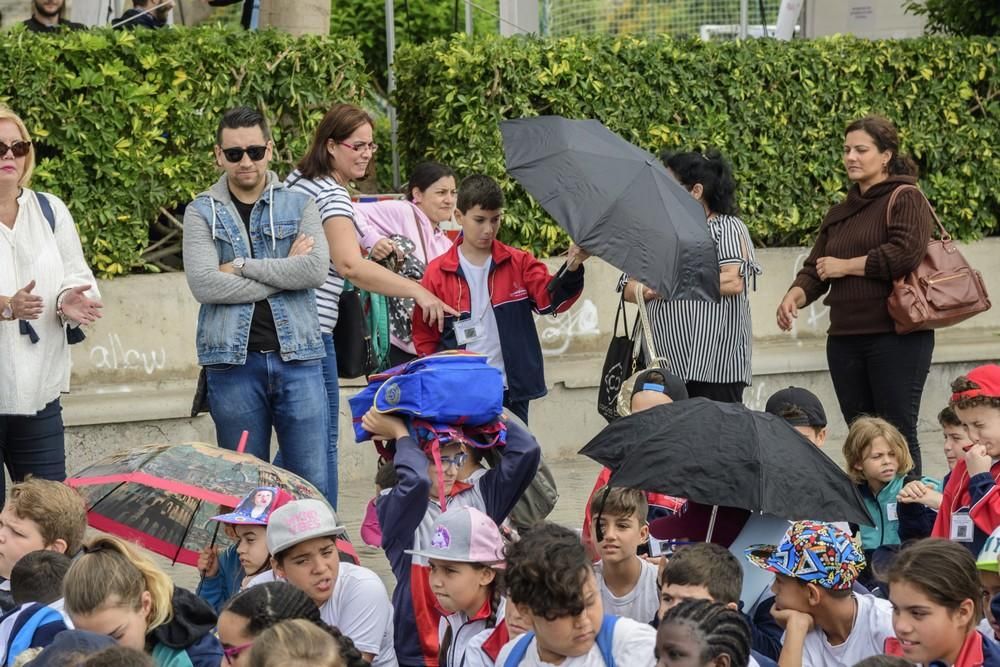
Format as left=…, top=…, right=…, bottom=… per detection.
left=0, top=398, right=66, bottom=504
left=826, top=330, right=934, bottom=475
left=686, top=380, right=746, bottom=404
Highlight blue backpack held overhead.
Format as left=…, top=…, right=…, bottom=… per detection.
left=504, top=614, right=619, bottom=667
left=349, top=351, right=505, bottom=443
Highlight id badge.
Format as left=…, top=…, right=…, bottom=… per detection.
left=886, top=502, right=898, bottom=522
left=454, top=319, right=485, bottom=346
left=951, top=512, right=974, bottom=543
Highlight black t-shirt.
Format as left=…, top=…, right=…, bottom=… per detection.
left=23, top=16, right=86, bottom=32
left=230, top=193, right=280, bottom=353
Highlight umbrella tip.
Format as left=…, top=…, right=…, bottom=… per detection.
left=237, top=431, right=249, bottom=454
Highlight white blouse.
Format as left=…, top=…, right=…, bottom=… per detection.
left=0, top=189, right=99, bottom=415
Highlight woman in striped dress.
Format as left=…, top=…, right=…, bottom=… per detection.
left=622, top=150, right=760, bottom=403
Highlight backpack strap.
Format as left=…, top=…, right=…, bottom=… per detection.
left=503, top=632, right=535, bottom=667
left=36, top=192, right=56, bottom=233
left=595, top=614, right=620, bottom=667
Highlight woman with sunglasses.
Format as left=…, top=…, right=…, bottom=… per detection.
left=0, top=105, right=103, bottom=500
left=217, top=581, right=368, bottom=667
left=285, top=103, right=457, bottom=510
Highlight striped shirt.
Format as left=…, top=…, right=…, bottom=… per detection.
left=284, top=170, right=355, bottom=333
left=620, top=214, right=761, bottom=385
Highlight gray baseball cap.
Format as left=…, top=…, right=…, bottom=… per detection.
left=405, top=506, right=505, bottom=565
left=266, top=499, right=346, bottom=556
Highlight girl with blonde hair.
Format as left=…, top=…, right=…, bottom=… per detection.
left=63, top=536, right=222, bottom=666
left=248, top=619, right=343, bottom=667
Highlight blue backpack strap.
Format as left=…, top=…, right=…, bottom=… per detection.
left=595, top=614, right=620, bottom=667
left=503, top=632, right=535, bottom=667
left=36, top=193, right=56, bottom=232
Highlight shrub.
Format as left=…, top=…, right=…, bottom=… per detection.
left=394, top=33, right=1000, bottom=256
left=0, top=26, right=370, bottom=276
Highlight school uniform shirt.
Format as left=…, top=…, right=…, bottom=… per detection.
left=457, top=248, right=507, bottom=385
left=798, top=593, right=895, bottom=667
left=592, top=559, right=659, bottom=624
left=932, top=458, right=1000, bottom=556
left=439, top=597, right=506, bottom=667
left=494, top=616, right=656, bottom=667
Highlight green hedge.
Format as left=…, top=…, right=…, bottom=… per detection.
left=0, top=26, right=370, bottom=276
left=394, top=34, right=1000, bottom=255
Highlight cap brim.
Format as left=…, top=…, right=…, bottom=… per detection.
left=404, top=547, right=505, bottom=566
left=744, top=544, right=788, bottom=576
left=977, top=560, right=1000, bottom=573
left=210, top=512, right=268, bottom=525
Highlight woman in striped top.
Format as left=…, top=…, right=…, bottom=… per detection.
left=284, top=103, right=456, bottom=509
left=622, top=150, right=760, bottom=403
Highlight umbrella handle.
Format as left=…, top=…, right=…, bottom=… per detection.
left=706, top=505, right=719, bottom=543
left=236, top=431, right=249, bottom=454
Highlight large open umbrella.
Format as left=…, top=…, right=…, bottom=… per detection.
left=579, top=398, right=873, bottom=526
left=501, top=116, right=720, bottom=302
left=66, top=439, right=360, bottom=566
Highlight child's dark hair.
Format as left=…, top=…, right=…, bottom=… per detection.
left=888, top=538, right=982, bottom=626
left=780, top=406, right=824, bottom=437
left=375, top=459, right=398, bottom=490
left=216, top=106, right=270, bottom=145
left=457, top=174, right=503, bottom=213
left=439, top=569, right=505, bottom=664
left=82, top=646, right=155, bottom=667
left=852, top=657, right=914, bottom=667
left=222, top=581, right=323, bottom=635
left=660, top=149, right=738, bottom=216
left=938, top=406, right=963, bottom=428
left=951, top=373, right=1000, bottom=411
left=11, top=550, right=71, bottom=605
left=660, top=543, right=742, bottom=606
left=326, top=624, right=369, bottom=667
left=660, top=598, right=750, bottom=667
left=506, top=522, right=591, bottom=620
left=588, top=486, right=648, bottom=526
left=406, top=162, right=455, bottom=200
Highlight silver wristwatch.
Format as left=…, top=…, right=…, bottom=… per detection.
left=232, top=257, right=246, bottom=276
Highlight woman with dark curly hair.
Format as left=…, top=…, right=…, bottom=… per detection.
left=622, top=149, right=760, bottom=403
left=777, top=115, right=935, bottom=473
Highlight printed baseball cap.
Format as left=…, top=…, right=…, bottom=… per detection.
left=765, top=386, right=827, bottom=428
left=951, top=364, right=1000, bottom=403
left=405, top=506, right=505, bottom=566
left=745, top=520, right=864, bottom=590
left=211, top=486, right=293, bottom=526
left=616, top=368, right=689, bottom=417
left=977, top=526, right=1000, bottom=572
left=266, top=499, right=346, bottom=556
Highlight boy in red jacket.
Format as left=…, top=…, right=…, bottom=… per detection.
left=412, top=175, right=588, bottom=424
left=932, top=364, right=1000, bottom=555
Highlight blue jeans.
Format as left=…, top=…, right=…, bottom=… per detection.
left=0, top=398, right=66, bottom=504
left=206, top=352, right=328, bottom=497
left=321, top=333, right=339, bottom=508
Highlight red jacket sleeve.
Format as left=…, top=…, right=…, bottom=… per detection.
left=411, top=271, right=443, bottom=356
left=518, top=251, right=584, bottom=316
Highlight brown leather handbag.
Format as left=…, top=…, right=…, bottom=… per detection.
left=886, top=184, right=991, bottom=335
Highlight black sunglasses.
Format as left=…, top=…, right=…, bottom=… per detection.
left=0, top=141, right=31, bottom=158
left=221, top=145, right=267, bottom=163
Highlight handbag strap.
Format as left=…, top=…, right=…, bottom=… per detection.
left=886, top=184, right=950, bottom=242
left=612, top=289, right=629, bottom=337
left=634, top=282, right=665, bottom=370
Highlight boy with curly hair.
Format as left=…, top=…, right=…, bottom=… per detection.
left=932, top=364, right=1000, bottom=554
left=497, top=522, right=655, bottom=666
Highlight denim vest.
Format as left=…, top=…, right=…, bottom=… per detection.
left=190, top=178, right=324, bottom=365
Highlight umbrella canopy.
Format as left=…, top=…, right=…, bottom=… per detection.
left=501, top=116, right=720, bottom=302
left=66, top=442, right=328, bottom=566
left=579, top=398, right=873, bottom=526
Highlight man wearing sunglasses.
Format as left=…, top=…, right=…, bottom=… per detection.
left=182, top=107, right=330, bottom=498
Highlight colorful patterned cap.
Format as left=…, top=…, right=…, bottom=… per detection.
left=745, top=520, right=865, bottom=590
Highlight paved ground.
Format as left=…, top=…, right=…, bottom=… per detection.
left=141, top=429, right=947, bottom=593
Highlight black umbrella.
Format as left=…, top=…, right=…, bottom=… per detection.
left=501, top=116, right=720, bottom=302
left=579, top=398, right=873, bottom=526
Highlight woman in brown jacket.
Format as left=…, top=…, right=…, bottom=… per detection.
left=776, top=115, right=934, bottom=474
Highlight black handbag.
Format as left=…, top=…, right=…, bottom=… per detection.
left=334, top=280, right=377, bottom=379
left=597, top=292, right=645, bottom=422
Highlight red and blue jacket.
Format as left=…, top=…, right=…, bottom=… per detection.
left=412, top=240, right=584, bottom=402
left=378, top=420, right=541, bottom=667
